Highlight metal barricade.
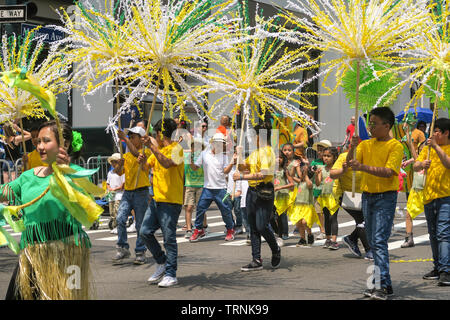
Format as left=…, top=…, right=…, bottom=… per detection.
left=0, top=159, right=13, bottom=184
left=73, top=156, right=86, bottom=168
left=86, top=156, right=111, bottom=188
left=305, top=147, right=317, bottom=163
left=15, top=158, right=23, bottom=178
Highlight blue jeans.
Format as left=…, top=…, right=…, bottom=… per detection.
left=424, top=196, right=450, bottom=273
left=140, top=201, right=182, bottom=277
left=246, top=187, right=279, bottom=260
left=194, top=188, right=234, bottom=230
left=116, top=189, right=149, bottom=253
left=241, top=207, right=250, bottom=234
left=362, top=191, right=397, bottom=288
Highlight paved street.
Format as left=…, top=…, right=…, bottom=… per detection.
left=1, top=195, right=449, bottom=301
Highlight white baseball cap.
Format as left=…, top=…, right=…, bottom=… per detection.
left=211, top=132, right=226, bottom=143
left=125, top=126, right=146, bottom=137
left=107, top=153, right=121, bottom=164
left=312, top=139, right=332, bottom=151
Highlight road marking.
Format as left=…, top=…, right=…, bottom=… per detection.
left=388, top=233, right=429, bottom=250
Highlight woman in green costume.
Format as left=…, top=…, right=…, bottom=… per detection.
left=1, top=120, right=93, bottom=300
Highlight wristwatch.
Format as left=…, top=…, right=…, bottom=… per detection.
left=240, top=173, right=244, bottom=180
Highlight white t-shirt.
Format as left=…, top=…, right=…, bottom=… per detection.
left=107, top=170, right=125, bottom=201
left=195, top=150, right=229, bottom=189
left=227, top=168, right=241, bottom=194
left=240, top=180, right=249, bottom=208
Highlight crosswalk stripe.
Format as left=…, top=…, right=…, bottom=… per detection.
left=388, top=234, right=429, bottom=250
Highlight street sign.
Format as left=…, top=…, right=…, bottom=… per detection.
left=22, top=23, right=65, bottom=43
left=0, top=5, right=26, bottom=23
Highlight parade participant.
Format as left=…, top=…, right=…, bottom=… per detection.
left=293, top=122, right=308, bottom=161
left=311, top=140, right=332, bottom=239
left=189, top=132, right=236, bottom=242
left=347, top=107, right=404, bottom=300
left=331, top=149, right=372, bottom=260
left=411, top=121, right=427, bottom=155
left=2, top=120, right=93, bottom=300
left=113, top=126, right=151, bottom=265
left=183, top=138, right=205, bottom=239
left=2, top=122, right=31, bottom=182
left=234, top=122, right=281, bottom=271
left=106, top=153, right=125, bottom=234
left=139, top=118, right=184, bottom=288
left=289, top=161, right=319, bottom=246
left=316, top=147, right=341, bottom=250
left=413, top=118, right=450, bottom=286
left=22, top=124, right=47, bottom=170
left=273, top=151, right=295, bottom=246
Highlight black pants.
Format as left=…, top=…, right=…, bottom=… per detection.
left=270, top=210, right=289, bottom=238
left=247, top=187, right=279, bottom=260
left=323, top=207, right=339, bottom=236
left=346, top=208, right=370, bottom=252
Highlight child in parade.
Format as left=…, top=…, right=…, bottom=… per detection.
left=413, top=118, right=450, bottom=286
left=331, top=149, right=372, bottom=260
left=234, top=122, right=281, bottom=271
left=288, top=161, right=320, bottom=246
left=2, top=121, right=93, bottom=299
left=139, top=118, right=185, bottom=287
left=311, top=140, right=331, bottom=240
left=113, top=126, right=152, bottom=265
left=347, top=107, right=404, bottom=300
left=107, top=153, right=125, bottom=234
left=273, top=151, right=295, bottom=246
left=316, top=147, right=341, bottom=250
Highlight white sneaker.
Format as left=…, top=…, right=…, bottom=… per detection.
left=147, top=263, right=166, bottom=284
left=158, top=275, right=178, bottom=288
left=316, top=232, right=326, bottom=240
left=127, top=222, right=136, bottom=233
left=110, top=228, right=118, bottom=234
left=276, top=237, right=284, bottom=247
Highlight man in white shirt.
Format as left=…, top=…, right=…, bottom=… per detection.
left=189, top=133, right=236, bottom=242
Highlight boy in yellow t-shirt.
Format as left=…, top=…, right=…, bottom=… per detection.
left=413, top=118, right=450, bottom=286
left=139, top=118, right=185, bottom=288
left=347, top=107, right=404, bottom=300
left=113, top=126, right=151, bottom=265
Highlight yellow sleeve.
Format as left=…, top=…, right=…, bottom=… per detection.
left=417, top=147, right=427, bottom=162
left=332, top=153, right=345, bottom=170
left=147, top=154, right=156, bottom=168
left=385, top=142, right=404, bottom=175
left=356, top=141, right=365, bottom=163
left=170, top=144, right=184, bottom=166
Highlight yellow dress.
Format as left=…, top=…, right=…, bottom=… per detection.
left=273, top=170, right=293, bottom=215
left=406, top=170, right=425, bottom=219
left=316, top=167, right=340, bottom=215
left=288, top=181, right=321, bottom=228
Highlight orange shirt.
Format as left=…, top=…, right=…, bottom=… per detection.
left=293, top=126, right=308, bottom=158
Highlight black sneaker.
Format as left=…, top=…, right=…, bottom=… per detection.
left=423, top=269, right=440, bottom=280
left=307, top=234, right=315, bottom=245
left=241, top=259, right=263, bottom=272
left=271, top=248, right=281, bottom=269
left=363, top=288, right=375, bottom=298
left=371, top=286, right=394, bottom=300
left=296, top=238, right=307, bottom=247
left=438, top=272, right=450, bottom=286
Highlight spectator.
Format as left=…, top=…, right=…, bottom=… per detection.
left=2, top=122, right=31, bottom=182
left=411, top=120, right=427, bottom=155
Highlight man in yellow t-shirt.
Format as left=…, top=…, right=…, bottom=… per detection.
left=413, top=118, right=450, bottom=286
left=139, top=118, right=185, bottom=288
left=113, top=126, right=151, bottom=265
left=330, top=151, right=371, bottom=259
left=347, top=107, right=404, bottom=300
left=233, top=122, right=280, bottom=272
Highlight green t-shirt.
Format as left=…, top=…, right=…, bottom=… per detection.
left=5, top=164, right=91, bottom=249
left=311, top=159, right=324, bottom=197
left=184, top=151, right=204, bottom=188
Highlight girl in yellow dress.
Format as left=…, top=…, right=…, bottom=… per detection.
left=316, top=147, right=340, bottom=250
left=288, top=163, right=320, bottom=246
left=273, top=152, right=295, bottom=244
